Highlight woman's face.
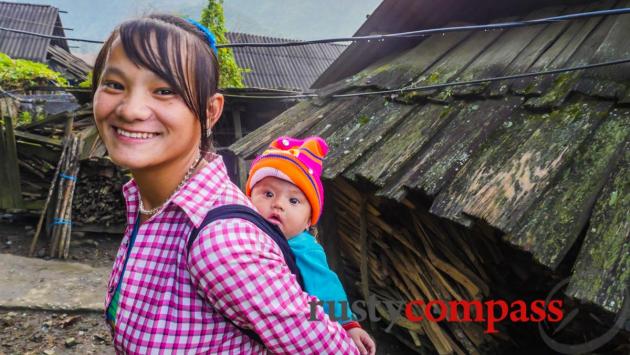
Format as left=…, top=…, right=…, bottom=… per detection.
left=93, top=41, right=201, bottom=171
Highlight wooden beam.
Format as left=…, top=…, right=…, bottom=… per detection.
left=1, top=98, right=23, bottom=209
left=14, top=130, right=62, bottom=147
left=232, top=110, right=248, bottom=189
left=359, top=194, right=372, bottom=331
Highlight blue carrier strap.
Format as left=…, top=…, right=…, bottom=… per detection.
left=187, top=204, right=306, bottom=346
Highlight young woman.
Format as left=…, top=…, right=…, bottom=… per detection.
left=92, top=14, right=359, bottom=354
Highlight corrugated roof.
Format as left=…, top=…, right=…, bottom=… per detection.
left=0, top=1, right=68, bottom=62
left=226, top=32, right=346, bottom=90
left=231, top=0, right=630, bottom=314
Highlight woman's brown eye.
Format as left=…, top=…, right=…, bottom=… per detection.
left=103, top=81, right=123, bottom=90
left=156, top=88, right=175, bottom=95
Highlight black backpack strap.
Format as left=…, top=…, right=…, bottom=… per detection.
left=187, top=204, right=305, bottom=345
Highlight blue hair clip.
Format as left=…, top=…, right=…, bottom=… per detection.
left=186, top=18, right=218, bottom=55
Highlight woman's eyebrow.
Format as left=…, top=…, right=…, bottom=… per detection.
left=102, top=66, right=125, bottom=78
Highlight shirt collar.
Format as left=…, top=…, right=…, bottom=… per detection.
left=122, top=153, right=231, bottom=228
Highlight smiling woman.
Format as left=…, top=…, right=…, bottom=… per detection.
left=91, top=13, right=359, bottom=354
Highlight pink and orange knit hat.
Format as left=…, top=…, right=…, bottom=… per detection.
left=246, top=136, right=328, bottom=225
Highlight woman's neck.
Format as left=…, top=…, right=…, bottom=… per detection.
left=132, top=149, right=201, bottom=218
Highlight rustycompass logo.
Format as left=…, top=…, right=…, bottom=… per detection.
left=539, top=277, right=630, bottom=354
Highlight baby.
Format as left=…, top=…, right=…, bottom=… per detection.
left=245, top=136, right=375, bottom=355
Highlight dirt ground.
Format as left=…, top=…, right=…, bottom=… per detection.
left=0, top=310, right=114, bottom=355
left=0, top=218, right=118, bottom=355
left=0, top=219, right=408, bottom=354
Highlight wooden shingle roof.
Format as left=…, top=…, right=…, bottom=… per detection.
left=226, top=32, right=346, bottom=90
left=231, top=0, right=630, bottom=314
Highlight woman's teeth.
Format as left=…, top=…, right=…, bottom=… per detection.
left=116, top=128, right=158, bottom=139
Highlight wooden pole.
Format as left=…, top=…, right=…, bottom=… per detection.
left=232, top=109, right=248, bottom=190
left=1, top=98, right=23, bottom=209
left=29, top=136, right=69, bottom=255
left=359, top=194, right=372, bottom=331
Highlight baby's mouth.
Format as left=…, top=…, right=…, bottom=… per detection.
left=268, top=214, right=282, bottom=226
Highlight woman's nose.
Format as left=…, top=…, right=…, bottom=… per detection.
left=115, top=91, right=152, bottom=121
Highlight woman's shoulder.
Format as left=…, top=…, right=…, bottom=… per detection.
left=192, top=197, right=278, bottom=256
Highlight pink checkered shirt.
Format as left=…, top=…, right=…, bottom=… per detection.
left=105, top=154, right=359, bottom=354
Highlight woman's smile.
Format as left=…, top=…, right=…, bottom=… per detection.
left=113, top=126, right=161, bottom=142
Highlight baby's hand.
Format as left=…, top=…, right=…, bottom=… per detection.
left=347, top=328, right=376, bottom=355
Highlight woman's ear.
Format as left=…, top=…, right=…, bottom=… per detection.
left=206, top=93, right=224, bottom=129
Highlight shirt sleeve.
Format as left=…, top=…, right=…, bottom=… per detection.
left=291, top=237, right=354, bottom=324
left=187, top=218, right=359, bottom=354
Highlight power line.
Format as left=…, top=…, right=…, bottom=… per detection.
left=4, top=57, right=628, bottom=102
left=220, top=57, right=630, bottom=100
left=0, top=25, right=102, bottom=44
left=220, top=7, right=630, bottom=48
left=0, top=7, right=629, bottom=47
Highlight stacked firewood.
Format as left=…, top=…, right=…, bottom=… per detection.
left=330, top=178, right=511, bottom=354
left=72, top=158, right=128, bottom=227
left=15, top=103, right=127, bottom=227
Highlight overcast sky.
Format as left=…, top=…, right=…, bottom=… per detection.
left=7, top=0, right=381, bottom=55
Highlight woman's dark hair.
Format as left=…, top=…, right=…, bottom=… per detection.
left=92, top=14, right=220, bottom=152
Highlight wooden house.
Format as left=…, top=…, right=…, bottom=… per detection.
left=231, top=0, right=629, bottom=353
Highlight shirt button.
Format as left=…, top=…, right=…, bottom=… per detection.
left=109, top=286, right=115, bottom=293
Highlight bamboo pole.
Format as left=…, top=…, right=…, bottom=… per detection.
left=29, top=136, right=69, bottom=255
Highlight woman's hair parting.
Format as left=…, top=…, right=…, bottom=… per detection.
left=91, top=14, right=220, bottom=152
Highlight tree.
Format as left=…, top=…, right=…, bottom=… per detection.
left=201, top=0, right=245, bottom=88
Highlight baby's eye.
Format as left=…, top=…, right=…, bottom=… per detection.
left=264, top=191, right=274, bottom=198
left=289, top=197, right=300, bottom=205
left=155, top=88, right=175, bottom=96
left=102, top=81, right=123, bottom=90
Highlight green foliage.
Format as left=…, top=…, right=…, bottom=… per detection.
left=0, top=52, right=68, bottom=89
left=200, top=0, right=246, bottom=88
left=18, top=111, right=32, bottom=125
left=79, top=71, right=93, bottom=88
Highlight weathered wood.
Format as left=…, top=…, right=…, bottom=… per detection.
left=513, top=1, right=612, bottom=96
left=507, top=108, right=630, bottom=269
left=578, top=0, right=630, bottom=82
left=60, top=136, right=82, bottom=258
left=229, top=100, right=330, bottom=159
left=14, top=130, right=62, bottom=147
left=404, top=18, right=513, bottom=100
left=50, top=136, right=74, bottom=257
left=384, top=97, right=523, bottom=200
left=356, top=29, right=471, bottom=90
left=321, top=97, right=415, bottom=179
left=347, top=103, right=456, bottom=186
left=430, top=107, right=546, bottom=226
left=19, top=109, right=78, bottom=130
left=359, top=195, right=372, bottom=331
left=566, top=142, right=630, bottom=314
left=1, top=98, right=23, bottom=209
left=452, top=7, right=564, bottom=97
left=487, top=6, right=577, bottom=96
left=29, top=135, right=70, bottom=255
left=431, top=101, right=612, bottom=233
left=231, top=110, right=248, bottom=189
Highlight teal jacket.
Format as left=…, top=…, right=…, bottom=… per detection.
left=288, top=231, right=352, bottom=324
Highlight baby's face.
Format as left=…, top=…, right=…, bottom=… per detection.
left=250, top=177, right=311, bottom=239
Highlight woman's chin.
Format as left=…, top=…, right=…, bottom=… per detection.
left=108, top=153, right=152, bottom=171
